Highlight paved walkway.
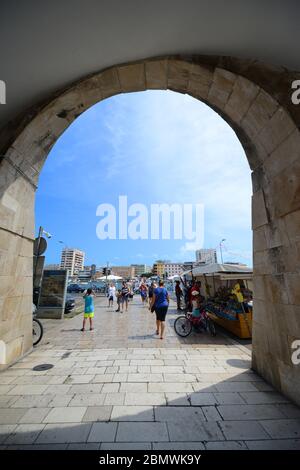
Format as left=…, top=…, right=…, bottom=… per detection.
left=0, top=296, right=300, bottom=450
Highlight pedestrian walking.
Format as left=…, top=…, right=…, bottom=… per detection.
left=150, top=280, right=170, bottom=340
left=139, top=280, right=148, bottom=306
left=81, top=288, right=94, bottom=331
left=175, top=280, right=183, bottom=310
left=108, top=283, right=116, bottom=308
left=115, top=289, right=122, bottom=312
left=121, top=281, right=130, bottom=312
left=148, top=281, right=156, bottom=308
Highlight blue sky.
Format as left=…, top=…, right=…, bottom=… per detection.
left=35, top=90, right=252, bottom=268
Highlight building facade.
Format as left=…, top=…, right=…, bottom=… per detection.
left=164, top=263, right=183, bottom=277
left=152, top=262, right=165, bottom=277
left=181, top=261, right=195, bottom=272
left=111, top=266, right=134, bottom=279
left=195, top=248, right=217, bottom=265
left=60, top=248, right=85, bottom=276
left=44, top=264, right=60, bottom=270
left=131, top=264, right=149, bottom=277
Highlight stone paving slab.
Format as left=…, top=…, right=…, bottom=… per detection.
left=205, top=441, right=247, bottom=450
left=116, top=422, right=169, bottom=442
left=43, top=407, right=87, bottom=423
left=245, top=439, right=300, bottom=450
left=124, top=393, right=166, bottom=406
left=82, top=406, right=112, bottom=422
left=153, top=442, right=205, bottom=450
left=101, top=442, right=152, bottom=450
left=0, top=295, right=299, bottom=449
left=111, top=406, right=154, bottom=421
left=259, top=419, right=300, bottom=439
left=217, top=404, right=286, bottom=421
left=168, top=421, right=224, bottom=442
left=0, top=425, right=17, bottom=444
left=218, top=420, right=269, bottom=440
left=0, top=408, right=27, bottom=425
left=36, top=423, right=92, bottom=444
left=155, top=406, right=206, bottom=423
left=5, top=424, right=45, bottom=445
left=87, top=422, right=117, bottom=442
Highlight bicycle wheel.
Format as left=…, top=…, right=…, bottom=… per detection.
left=207, top=318, right=216, bottom=337
left=174, top=316, right=192, bottom=337
left=32, top=318, right=43, bottom=346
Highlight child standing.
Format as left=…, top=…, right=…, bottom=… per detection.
left=81, top=288, right=94, bottom=331
left=108, top=283, right=116, bottom=308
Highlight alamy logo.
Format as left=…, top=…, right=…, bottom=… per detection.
left=0, top=340, right=6, bottom=364
left=0, top=80, right=6, bottom=104
left=96, top=196, right=204, bottom=247
left=291, top=340, right=300, bottom=365
left=291, top=80, right=300, bottom=105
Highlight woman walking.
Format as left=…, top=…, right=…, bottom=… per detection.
left=81, top=288, right=94, bottom=331
left=148, top=281, right=156, bottom=308
left=150, top=280, right=169, bottom=340
left=139, top=280, right=148, bottom=306
left=121, top=281, right=130, bottom=312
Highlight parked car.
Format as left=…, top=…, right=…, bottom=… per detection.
left=65, top=295, right=76, bottom=313
left=67, top=283, right=85, bottom=293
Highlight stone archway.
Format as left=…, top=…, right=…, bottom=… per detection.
left=0, top=56, right=299, bottom=405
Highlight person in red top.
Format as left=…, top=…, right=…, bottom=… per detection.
left=189, top=280, right=202, bottom=311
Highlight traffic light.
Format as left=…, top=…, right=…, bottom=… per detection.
left=102, top=267, right=107, bottom=275
left=107, top=269, right=111, bottom=275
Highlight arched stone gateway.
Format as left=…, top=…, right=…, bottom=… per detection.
left=0, top=56, right=299, bottom=405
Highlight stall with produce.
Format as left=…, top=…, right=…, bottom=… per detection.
left=191, top=263, right=253, bottom=339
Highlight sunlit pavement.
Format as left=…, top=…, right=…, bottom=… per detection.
left=0, top=296, right=300, bottom=450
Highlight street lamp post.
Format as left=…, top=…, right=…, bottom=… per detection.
left=33, top=226, right=51, bottom=305
left=219, top=238, right=226, bottom=264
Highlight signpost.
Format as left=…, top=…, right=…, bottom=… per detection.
left=36, top=269, right=68, bottom=319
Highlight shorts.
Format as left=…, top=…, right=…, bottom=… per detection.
left=155, top=306, right=168, bottom=322
left=108, top=295, right=114, bottom=301
left=84, top=312, right=94, bottom=318
left=121, top=296, right=128, bottom=303
left=141, top=292, right=147, bottom=299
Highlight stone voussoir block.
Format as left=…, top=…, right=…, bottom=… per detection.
left=263, top=128, right=300, bottom=180
left=257, top=106, right=297, bottom=156
left=187, top=62, right=214, bottom=100
left=252, top=189, right=269, bottom=229
left=241, top=88, right=279, bottom=139
left=167, top=59, right=193, bottom=93
left=207, top=67, right=237, bottom=111
left=97, top=67, right=122, bottom=99
left=145, top=59, right=168, bottom=89
left=224, top=75, right=260, bottom=124
left=117, top=63, right=146, bottom=93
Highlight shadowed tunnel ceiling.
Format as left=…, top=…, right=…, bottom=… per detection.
left=0, top=0, right=300, bottom=129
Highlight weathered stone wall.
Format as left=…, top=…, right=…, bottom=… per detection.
left=0, top=56, right=299, bottom=405
left=0, top=157, right=35, bottom=369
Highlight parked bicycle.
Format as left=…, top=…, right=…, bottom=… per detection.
left=32, top=304, right=43, bottom=346
left=174, top=307, right=216, bottom=338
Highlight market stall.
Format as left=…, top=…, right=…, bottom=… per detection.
left=191, top=263, right=253, bottom=339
